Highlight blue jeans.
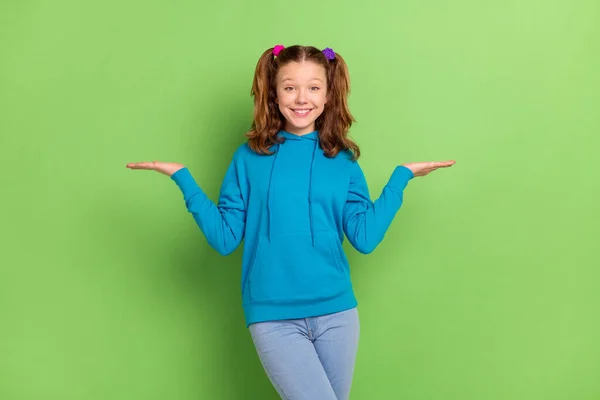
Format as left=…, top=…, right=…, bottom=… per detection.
left=249, top=307, right=360, bottom=400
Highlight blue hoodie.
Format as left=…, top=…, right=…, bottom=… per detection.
left=170, top=130, right=414, bottom=327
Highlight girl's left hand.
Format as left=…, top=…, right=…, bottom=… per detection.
left=402, top=160, right=456, bottom=177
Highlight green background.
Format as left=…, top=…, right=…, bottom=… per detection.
left=1, top=0, right=598, bottom=399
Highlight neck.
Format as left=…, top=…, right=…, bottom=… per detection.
left=283, top=124, right=316, bottom=136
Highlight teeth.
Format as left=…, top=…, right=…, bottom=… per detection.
left=294, top=109, right=311, bottom=115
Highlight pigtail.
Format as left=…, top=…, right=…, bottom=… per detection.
left=318, top=52, right=360, bottom=160
left=246, top=48, right=283, bottom=155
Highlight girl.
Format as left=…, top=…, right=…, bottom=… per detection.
left=127, top=44, right=455, bottom=400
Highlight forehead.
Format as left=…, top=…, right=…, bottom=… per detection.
left=276, top=61, right=327, bottom=82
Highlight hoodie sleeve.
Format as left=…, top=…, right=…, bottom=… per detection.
left=170, top=157, right=246, bottom=256
left=342, top=162, right=414, bottom=254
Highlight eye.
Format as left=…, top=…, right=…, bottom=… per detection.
left=310, top=86, right=320, bottom=91
left=284, top=86, right=294, bottom=91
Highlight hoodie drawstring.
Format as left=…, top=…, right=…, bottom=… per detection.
left=267, top=142, right=281, bottom=243
left=308, top=136, right=318, bottom=247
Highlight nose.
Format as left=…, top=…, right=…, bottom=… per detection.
left=295, top=89, right=308, bottom=104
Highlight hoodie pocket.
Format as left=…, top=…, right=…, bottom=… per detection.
left=247, top=231, right=349, bottom=304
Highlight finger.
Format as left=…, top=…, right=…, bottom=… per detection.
left=432, top=161, right=455, bottom=168
left=126, top=161, right=156, bottom=169
left=428, top=163, right=454, bottom=172
left=126, top=162, right=145, bottom=169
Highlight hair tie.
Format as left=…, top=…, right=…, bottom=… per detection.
left=273, top=45, right=285, bottom=57
left=322, top=47, right=335, bottom=60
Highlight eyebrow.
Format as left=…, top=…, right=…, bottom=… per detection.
left=281, top=78, right=324, bottom=83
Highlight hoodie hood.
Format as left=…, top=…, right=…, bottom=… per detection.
left=267, top=130, right=319, bottom=246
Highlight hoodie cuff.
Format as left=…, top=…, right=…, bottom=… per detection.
left=387, top=165, right=414, bottom=192
left=171, top=167, right=204, bottom=200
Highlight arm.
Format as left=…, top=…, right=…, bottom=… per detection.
left=170, top=158, right=246, bottom=256
left=342, top=162, right=414, bottom=254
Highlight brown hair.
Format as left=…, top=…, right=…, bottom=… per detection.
left=245, top=45, right=360, bottom=160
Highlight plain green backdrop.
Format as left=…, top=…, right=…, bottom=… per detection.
left=1, top=0, right=599, bottom=399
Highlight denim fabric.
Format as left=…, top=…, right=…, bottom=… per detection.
left=249, top=307, right=360, bottom=399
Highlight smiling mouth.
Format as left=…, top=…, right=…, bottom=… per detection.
left=291, top=109, right=313, bottom=117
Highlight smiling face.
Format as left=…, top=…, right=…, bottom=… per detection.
left=275, top=61, right=328, bottom=135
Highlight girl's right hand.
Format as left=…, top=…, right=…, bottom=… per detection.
left=125, top=161, right=185, bottom=177
left=402, top=160, right=456, bottom=177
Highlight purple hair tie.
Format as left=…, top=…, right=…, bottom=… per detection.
left=273, top=44, right=285, bottom=57
left=322, top=47, right=335, bottom=60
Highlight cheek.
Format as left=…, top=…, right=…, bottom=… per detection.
left=317, top=93, right=328, bottom=108
left=277, top=92, right=293, bottom=106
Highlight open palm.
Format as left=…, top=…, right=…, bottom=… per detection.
left=402, top=160, right=456, bottom=177
left=125, top=161, right=185, bottom=177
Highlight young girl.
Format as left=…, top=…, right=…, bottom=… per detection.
left=127, top=44, right=455, bottom=400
